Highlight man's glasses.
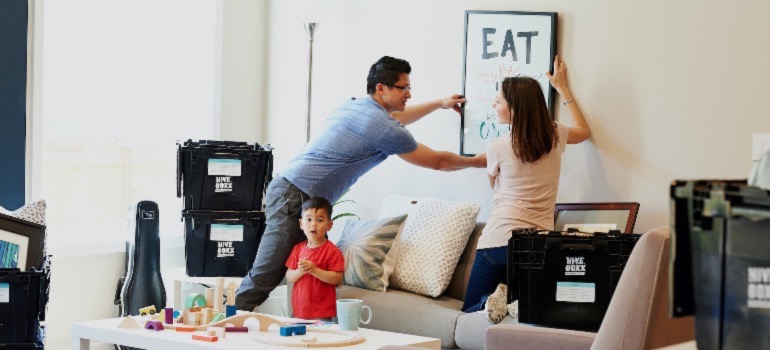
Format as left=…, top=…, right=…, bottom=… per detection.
left=389, top=84, right=412, bottom=92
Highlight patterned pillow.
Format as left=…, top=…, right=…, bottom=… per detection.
left=2, top=200, right=47, bottom=226
left=379, top=196, right=480, bottom=297
left=336, top=214, right=408, bottom=292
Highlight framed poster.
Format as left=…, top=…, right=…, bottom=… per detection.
left=0, top=212, right=46, bottom=270
left=461, top=11, right=557, bottom=156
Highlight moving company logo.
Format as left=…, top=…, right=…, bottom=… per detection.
left=214, top=177, right=233, bottom=193
left=748, top=267, right=770, bottom=309
left=217, top=241, right=235, bottom=258
left=565, top=256, right=586, bottom=276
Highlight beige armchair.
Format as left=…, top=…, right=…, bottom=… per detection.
left=485, top=227, right=695, bottom=350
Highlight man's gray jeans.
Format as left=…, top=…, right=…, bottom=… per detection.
left=235, top=176, right=307, bottom=310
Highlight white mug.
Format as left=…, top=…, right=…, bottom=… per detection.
left=336, top=299, right=372, bottom=331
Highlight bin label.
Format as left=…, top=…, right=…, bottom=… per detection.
left=213, top=176, right=233, bottom=193
left=747, top=266, right=770, bottom=309
left=210, top=224, right=244, bottom=242
left=208, top=159, right=241, bottom=177
left=556, top=282, right=595, bottom=303
left=0, top=283, right=8, bottom=303
left=564, top=256, right=587, bottom=276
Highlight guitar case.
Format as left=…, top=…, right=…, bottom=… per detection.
left=114, top=201, right=166, bottom=349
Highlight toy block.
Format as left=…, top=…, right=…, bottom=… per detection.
left=144, top=320, right=165, bottom=331
left=138, top=305, right=157, bottom=317
left=185, top=293, right=207, bottom=309
left=201, top=307, right=213, bottom=323
left=175, top=325, right=196, bottom=332
left=192, top=334, right=218, bottom=342
left=225, top=304, right=237, bottom=318
left=279, top=325, right=307, bottom=336
left=301, top=336, right=318, bottom=343
left=207, top=326, right=225, bottom=339
left=164, top=307, right=174, bottom=324
left=117, top=317, right=142, bottom=329
left=215, top=277, right=224, bottom=313
left=205, top=287, right=215, bottom=307
left=210, top=313, right=225, bottom=323
left=224, top=326, right=249, bottom=332
left=225, top=281, right=238, bottom=306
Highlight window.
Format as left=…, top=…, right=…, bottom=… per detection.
left=40, top=0, right=220, bottom=248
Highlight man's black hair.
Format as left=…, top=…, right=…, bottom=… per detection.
left=366, top=56, right=411, bottom=94
left=301, top=197, right=333, bottom=218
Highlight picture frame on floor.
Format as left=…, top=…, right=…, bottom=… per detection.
left=0, top=212, right=46, bottom=270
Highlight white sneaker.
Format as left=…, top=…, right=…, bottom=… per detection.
left=485, top=283, right=508, bottom=324
left=507, top=300, right=519, bottom=318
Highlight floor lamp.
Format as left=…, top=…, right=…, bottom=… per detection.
left=304, top=22, right=317, bottom=144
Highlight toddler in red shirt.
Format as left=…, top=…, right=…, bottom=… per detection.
left=285, top=197, right=345, bottom=320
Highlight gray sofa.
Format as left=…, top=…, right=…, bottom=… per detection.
left=338, top=223, right=506, bottom=350
left=343, top=225, right=696, bottom=350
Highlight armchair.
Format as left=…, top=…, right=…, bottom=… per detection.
left=485, top=227, right=695, bottom=350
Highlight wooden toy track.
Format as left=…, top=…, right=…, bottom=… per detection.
left=162, top=312, right=284, bottom=331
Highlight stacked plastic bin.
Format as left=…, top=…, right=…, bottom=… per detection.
left=670, top=179, right=770, bottom=349
left=177, top=140, right=272, bottom=277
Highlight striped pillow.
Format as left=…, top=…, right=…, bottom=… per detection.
left=337, top=214, right=408, bottom=292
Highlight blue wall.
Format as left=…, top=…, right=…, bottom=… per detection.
left=0, top=1, right=28, bottom=210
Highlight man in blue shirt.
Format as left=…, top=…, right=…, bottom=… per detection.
left=235, top=56, right=486, bottom=311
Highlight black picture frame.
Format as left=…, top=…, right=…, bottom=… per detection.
left=0, top=212, right=46, bottom=270
left=553, top=202, right=641, bottom=234
left=461, top=10, right=558, bottom=156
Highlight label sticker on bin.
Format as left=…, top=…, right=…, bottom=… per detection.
left=210, top=224, right=244, bottom=242
left=556, top=282, right=595, bottom=303
left=0, top=283, right=9, bottom=303
left=208, top=159, right=241, bottom=177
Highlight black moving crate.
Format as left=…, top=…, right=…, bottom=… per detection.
left=670, top=180, right=770, bottom=350
left=508, top=228, right=641, bottom=331
left=177, top=140, right=273, bottom=211
left=0, top=267, right=49, bottom=347
left=183, top=210, right=266, bottom=277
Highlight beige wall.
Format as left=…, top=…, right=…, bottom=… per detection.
left=40, top=1, right=770, bottom=348
left=264, top=0, right=770, bottom=232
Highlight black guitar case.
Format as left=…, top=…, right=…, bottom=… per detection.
left=114, top=201, right=166, bottom=349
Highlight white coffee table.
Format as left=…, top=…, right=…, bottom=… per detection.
left=71, top=317, right=440, bottom=350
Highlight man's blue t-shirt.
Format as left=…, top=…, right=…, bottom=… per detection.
left=281, top=96, right=418, bottom=203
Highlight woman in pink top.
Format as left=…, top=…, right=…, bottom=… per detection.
left=462, top=56, right=592, bottom=323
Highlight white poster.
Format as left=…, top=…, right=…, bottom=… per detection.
left=462, top=11, right=557, bottom=155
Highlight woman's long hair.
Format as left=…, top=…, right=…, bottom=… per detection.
left=501, top=77, right=559, bottom=163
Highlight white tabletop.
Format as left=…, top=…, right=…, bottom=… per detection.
left=71, top=316, right=440, bottom=350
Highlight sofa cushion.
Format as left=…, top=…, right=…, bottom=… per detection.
left=337, top=214, right=408, bottom=292
left=338, top=284, right=464, bottom=349
left=379, top=196, right=480, bottom=297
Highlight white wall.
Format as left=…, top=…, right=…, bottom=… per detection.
left=43, top=1, right=268, bottom=348
left=264, top=0, right=770, bottom=232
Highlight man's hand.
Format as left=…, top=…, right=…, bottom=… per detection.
left=440, top=94, right=466, bottom=114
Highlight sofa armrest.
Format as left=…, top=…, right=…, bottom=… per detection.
left=485, top=324, right=595, bottom=350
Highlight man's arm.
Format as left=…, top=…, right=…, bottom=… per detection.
left=391, top=94, right=465, bottom=126
left=488, top=174, right=497, bottom=189
left=398, top=143, right=486, bottom=171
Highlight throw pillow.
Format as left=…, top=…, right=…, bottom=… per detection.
left=336, top=214, right=408, bottom=292
left=379, top=195, right=480, bottom=297
left=0, top=199, right=47, bottom=226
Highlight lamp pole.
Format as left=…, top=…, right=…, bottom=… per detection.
left=304, top=22, right=317, bottom=144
